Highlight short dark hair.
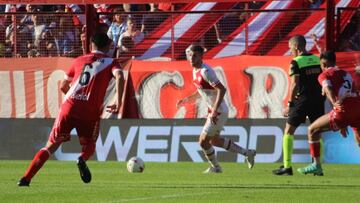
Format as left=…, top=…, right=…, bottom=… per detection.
left=289, top=35, right=306, bottom=49
left=320, top=51, right=336, bottom=64
left=95, top=23, right=110, bottom=34
left=90, top=32, right=111, bottom=49
left=189, top=45, right=205, bottom=54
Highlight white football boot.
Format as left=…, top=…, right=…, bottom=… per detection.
left=203, top=166, right=223, bottom=173
left=245, top=149, right=256, bottom=169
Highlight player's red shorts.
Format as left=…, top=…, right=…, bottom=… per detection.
left=49, top=110, right=100, bottom=145
left=329, top=97, right=360, bottom=131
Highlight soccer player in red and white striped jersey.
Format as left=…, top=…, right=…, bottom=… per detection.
left=177, top=45, right=256, bottom=173
left=18, top=33, right=124, bottom=186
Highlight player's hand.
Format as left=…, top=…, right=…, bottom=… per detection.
left=106, top=104, right=119, bottom=114
left=283, top=106, right=290, bottom=117
left=339, top=128, right=348, bottom=138
left=321, top=88, right=326, bottom=96
left=310, top=33, right=318, bottom=42
left=333, top=100, right=344, bottom=112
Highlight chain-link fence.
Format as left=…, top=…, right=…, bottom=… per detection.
left=113, top=8, right=326, bottom=60
left=0, top=11, right=84, bottom=58
left=0, top=2, right=358, bottom=59
left=337, top=7, right=360, bottom=52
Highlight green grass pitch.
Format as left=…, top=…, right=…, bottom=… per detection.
left=1, top=161, right=360, bottom=203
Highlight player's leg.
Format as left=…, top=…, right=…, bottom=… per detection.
left=297, top=113, right=330, bottom=176
left=353, top=127, right=360, bottom=147
left=308, top=99, right=326, bottom=164
left=199, top=133, right=222, bottom=173
left=272, top=123, right=297, bottom=175
left=209, top=113, right=249, bottom=157
left=17, top=140, right=62, bottom=186
left=77, top=141, right=93, bottom=183
left=199, top=115, right=222, bottom=173
left=273, top=100, right=306, bottom=176
left=210, top=136, right=256, bottom=169
left=75, top=119, right=100, bottom=183
left=18, top=113, right=72, bottom=186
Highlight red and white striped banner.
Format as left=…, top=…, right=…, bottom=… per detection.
left=267, top=0, right=359, bottom=56
left=2, top=52, right=359, bottom=119
left=204, top=0, right=299, bottom=59
left=0, top=0, right=289, bottom=4
left=130, top=2, right=237, bottom=60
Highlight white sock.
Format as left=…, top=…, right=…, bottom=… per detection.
left=203, top=147, right=219, bottom=168
left=223, top=138, right=248, bottom=155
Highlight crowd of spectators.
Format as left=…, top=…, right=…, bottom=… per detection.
left=0, top=4, right=82, bottom=57
left=337, top=9, right=360, bottom=52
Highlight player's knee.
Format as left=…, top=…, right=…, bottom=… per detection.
left=199, top=139, right=207, bottom=148
left=85, top=142, right=96, bottom=154
left=45, top=141, right=62, bottom=154
left=199, top=137, right=210, bottom=149
left=90, top=141, right=96, bottom=150
left=80, top=142, right=96, bottom=160
left=209, top=138, right=221, bottom=146
left=308, top=125, right=319, bottom=140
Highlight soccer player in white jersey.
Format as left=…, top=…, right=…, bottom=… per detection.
left=177, top=45, right=256, bottom=173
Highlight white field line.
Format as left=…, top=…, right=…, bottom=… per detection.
left=101, top=192, right=214, bottom=203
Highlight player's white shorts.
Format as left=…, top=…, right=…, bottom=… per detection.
left=202, top=112, right=228, bottom=137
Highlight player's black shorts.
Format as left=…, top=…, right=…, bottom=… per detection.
left=287, top=96, right=325, bottom=127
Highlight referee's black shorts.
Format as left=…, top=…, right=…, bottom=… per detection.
left=287, top=96, right=325, bottom=128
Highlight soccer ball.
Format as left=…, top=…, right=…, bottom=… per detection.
left=127, top=157, right=145, bottom=173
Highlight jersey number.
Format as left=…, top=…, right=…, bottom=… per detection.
left=79, top=64, right=93, bottom=86
left=343, top=79, right=351, bottom=90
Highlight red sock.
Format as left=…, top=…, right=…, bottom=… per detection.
left=80, top=142, right=95, bottom=161
left=24, top=148, right=50, bottom=181
left=309, top=142, right=320, bottom=158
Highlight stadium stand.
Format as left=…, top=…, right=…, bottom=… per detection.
left=204, top=0, right=303, bottom=59
left=127, top=2, right=238, bottom=60
left=0, top=0, right=359, bottom=59
left=266, top=0, right=360, bottom=55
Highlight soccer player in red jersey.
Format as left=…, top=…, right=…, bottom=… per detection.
left=177, top=45, right=256, bottom=173
left=298, top=51, right=360, bottom=175
left=17, top=33, right=125, bottom=186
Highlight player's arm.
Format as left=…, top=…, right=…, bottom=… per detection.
left=115, top=70, right=124, bottom=109
left=61, top=63, right=75, bottom=94
left=310, top=34, right=322, bottom=53
left=211, top=82, right=226, bottom=115
left=288, top=61, right=300, bottom=104
left=284, top=61, right=299, bottom=116
left=107, top=69, right=124, bottom=114
left=60, top=79, right=71, bottom=94
left=322, top=85, right=337, bottom=106
left=176, top=91, right=201, bottom=108
left=288, top=75, right=300, bottom=103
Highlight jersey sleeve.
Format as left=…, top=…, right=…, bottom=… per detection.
left=289, top=60, right=299, bottom=76
left=318, top=72, right=331, bottom=88
left=111, top=61, right=122, bottom=76
left=201, top=67, right=220, bottom=87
